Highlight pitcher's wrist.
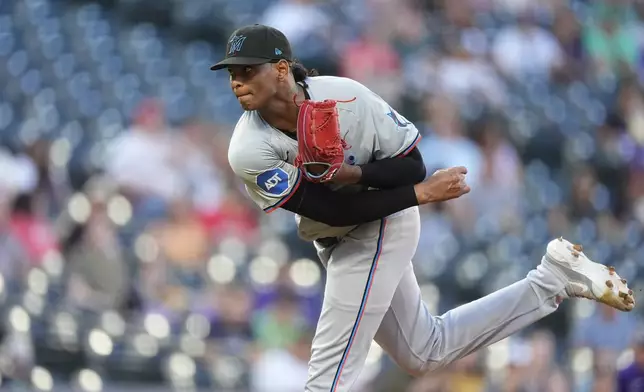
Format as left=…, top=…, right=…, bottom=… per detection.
left=332, top=163, right=362, bottom=184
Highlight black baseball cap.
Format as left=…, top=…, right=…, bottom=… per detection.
left=210, top=24, right=293, bottom=71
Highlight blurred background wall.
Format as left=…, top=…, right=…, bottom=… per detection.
left=0, top=0, right=643, bottom=390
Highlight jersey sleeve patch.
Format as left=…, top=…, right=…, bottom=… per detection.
left=256, top=167, right=290, bottom=196
left=386, top=107, right=412, bottom=129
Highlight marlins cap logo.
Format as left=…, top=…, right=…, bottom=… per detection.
left=228, top=35, right=247, bottom=55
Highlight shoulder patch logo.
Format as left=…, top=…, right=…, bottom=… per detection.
left=257, top=168, right=290, bottom=196
left=228, top=35, right=247, bottom=55
left=387, top=108, right=412, bottom=128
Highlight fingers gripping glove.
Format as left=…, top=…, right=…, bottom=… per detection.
left=294, top=98, right=354, bottom=183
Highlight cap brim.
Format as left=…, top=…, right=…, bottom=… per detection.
left=210, top=57, right=272, bottom=70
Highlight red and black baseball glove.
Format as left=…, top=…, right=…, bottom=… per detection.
left=293, top=98, right=354, bottom=183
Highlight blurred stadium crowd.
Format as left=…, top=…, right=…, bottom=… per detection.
left=0, top=0, right=644, bottom=390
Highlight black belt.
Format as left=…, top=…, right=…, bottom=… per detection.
left=316, top=237, right=340, bottom=247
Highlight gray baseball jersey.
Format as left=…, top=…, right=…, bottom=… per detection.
left=229, top=76, right=560, bottom=392
left=228, top=75, right=420, bottom=241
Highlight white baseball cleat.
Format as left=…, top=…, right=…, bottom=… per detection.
left=544, top=237, right=635, bottom=312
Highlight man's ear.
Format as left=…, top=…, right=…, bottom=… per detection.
left=275, top=60, right=290, bottom=82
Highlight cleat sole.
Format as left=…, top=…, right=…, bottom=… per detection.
left=546, top=238, right=635, bottom=312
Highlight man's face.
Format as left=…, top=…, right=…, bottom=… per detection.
left=228, top=63, right=278, bottom=111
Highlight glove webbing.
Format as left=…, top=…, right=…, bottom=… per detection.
left=294, top=97, right=356, bottom=180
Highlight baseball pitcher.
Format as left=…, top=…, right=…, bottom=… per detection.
left=211, top=24, right=635, bottom=392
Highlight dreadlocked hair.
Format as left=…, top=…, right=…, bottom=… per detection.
left=292, top=61, right=318, bottom=88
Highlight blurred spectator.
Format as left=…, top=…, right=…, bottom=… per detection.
left=441, top=0, right=488, bottom=56
left=523, top=330, right=558, bottom=391
left=8, top=193, right=59, bottom=266
left=444, top=353, right=485, bottom=392
left=62, top=188, right=129, bottom=312
left=415, top=200, right=456, bottom=278
left=616, top=81, right=644, bottom=146
left=0, top=148, right=40, bottom=279
left=0, top=226, right=29, bottom=288
left=176, top=120, right=226, bottom=216
left=469, top=115, right=523, bottom=230
left=199, top=190, right=260, bottom=242
left=175, top=121, right=259, bottom=240
left=0, top=329, right=35, bottom=382
left=582, top=1, right=644, bottom=77
left=547, top=370, right=571, bottom=392
left=492, top=11, right=565, bottom=80
left=433, top=36, right=507, bottom=108
left=406, top=370, right=450, bottom=392
left=593, top=349, right=619, bottom=392
left=261, top=0, right=331, bottom=48
left=0, top=147, right=52, bottom=271
left=617, top=332, right=644, bottom=392
left=552, top=5, right=585, bottom=80
left=210, top=283, right=254, bottom=344
left=484, top=339, right=531, bottom=392
left=569, top=165, right=602, bottom=220
left=491, top=0, right=539, bottom=15
left=24, top=139, right=67, bottom=218
left=146, top=199, right=209, bottom=288
left=572, top=304, right=637, bottom=354
left=388, top=0, right=431, bottom=59
left=252, top=287, right=309, bottom=351
left=547, top=205, right=572, bottom=237
left=0, top=147, right=38, bottom=198
left=260, top=0, right=336, bottom=74
left=104, top=99, right=187, bottom=207
left=418, top=96, right=484, bottom=185
left=339, top=25, right=404, bottom=106
left=417, top=96, right=483, bottom=231
left=139, top=272, right=190, bottom=318
left=592, top=113, right=630, bottom=219
left=611, top=82, right=644, bottom=218
left=250, top=327, right=314, bottom=392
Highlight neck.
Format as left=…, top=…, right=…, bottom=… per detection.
left=258, top=79, right=306, bottom=132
